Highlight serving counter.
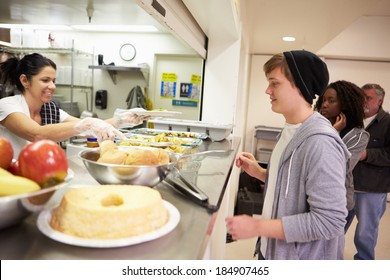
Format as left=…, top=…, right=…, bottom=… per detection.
left=0, top=136, right=240, bottom=260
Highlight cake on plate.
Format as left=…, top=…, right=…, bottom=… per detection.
left=50, top=185, right=168, bottom=239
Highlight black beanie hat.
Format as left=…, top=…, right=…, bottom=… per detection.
left=283, top=50, right=329, bottom=104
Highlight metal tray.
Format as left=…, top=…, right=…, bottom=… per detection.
left=125, top=128, right=209, bottom=140
left=121, top=134, right=203, bottom=147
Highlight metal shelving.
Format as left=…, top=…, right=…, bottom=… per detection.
left=88, top=64, right=149, bottom=85
left=252, top=125, right=282, bottom=164
left=1, top=43, right=94, bottom=116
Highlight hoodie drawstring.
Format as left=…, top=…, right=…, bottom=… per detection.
left=343, top=132, right=364, bottom=150
left=285, top=148, right=297, bottom=198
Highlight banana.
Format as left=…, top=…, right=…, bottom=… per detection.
left=0, top=174, right=41, bottom=196
left=0, top=167, right=13, bottom=177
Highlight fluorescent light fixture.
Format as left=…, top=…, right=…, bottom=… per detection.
left=282, top=36, right=296, bottom=42
left=0, top=24, right=71, bottom=31
left=71, top=25, right=159, bottom=32
left=0, top=24, right=158, bottom=33
left=0, top=40, right=12, bottom=47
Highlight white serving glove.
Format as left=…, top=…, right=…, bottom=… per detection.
left=113, top=108, right=151, bottom=128
left=74, top=117, right=125, bottom=141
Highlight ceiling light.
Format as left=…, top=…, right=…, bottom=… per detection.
left=71, top=25, right=159, bottom=32
left=0, top=24, right=71, bottom=31
left=86, top=0, right=94, bottom=23
left=0, top=40, right=12, bottom=47
left=282, top=36, right=296, bottom=42
left=0, top=24, right=159, bottom=33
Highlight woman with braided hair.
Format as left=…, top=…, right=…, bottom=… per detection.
left=315, top=80, right=369, bottom=232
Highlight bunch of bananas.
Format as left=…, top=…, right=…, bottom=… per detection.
left=0, top=168, right=40, bottom=196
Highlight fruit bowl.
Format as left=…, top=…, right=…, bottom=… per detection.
left=0, top=175, right=72, bottom=230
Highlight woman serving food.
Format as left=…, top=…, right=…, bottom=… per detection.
left=0, top=53, right=149, bottom=157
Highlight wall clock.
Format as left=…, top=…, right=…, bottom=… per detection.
left=119, top=43, right=136, bottom=61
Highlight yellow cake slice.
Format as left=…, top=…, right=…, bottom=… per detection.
left=50, top=185, right=168, bottom=239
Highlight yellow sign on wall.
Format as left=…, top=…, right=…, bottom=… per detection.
left=162, top=73, right=177, bottom=82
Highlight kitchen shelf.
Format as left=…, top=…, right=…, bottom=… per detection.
left=56, top=84, right=92, bottom=89
left=88, top=64, right=149, bottom=84
left=1, top=44, right=94, bottom=117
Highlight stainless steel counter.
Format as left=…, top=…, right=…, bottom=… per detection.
left=0, top=136, right=240, bottom=260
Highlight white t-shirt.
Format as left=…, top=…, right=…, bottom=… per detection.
left=260, top=122, right=300, bottom=256
left=363, top=114, right=376, bottom=128
left=0, top=95, right=70, bottom=157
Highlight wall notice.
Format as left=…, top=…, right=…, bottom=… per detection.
left=160, top=72, right=177, bottom=98
left=190, top=74, right=201, bottom=101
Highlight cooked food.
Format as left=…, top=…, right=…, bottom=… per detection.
left=153, top=148, right=170, bottom=165
left=50, top=185, right=168, bottom=239
left=125, top=149, right=159, bottom=165
left=97, top=149, right=128, bottom=164
left=97, top=140, right=171, bottom=166
left=99, top=140, right=118, bottom=156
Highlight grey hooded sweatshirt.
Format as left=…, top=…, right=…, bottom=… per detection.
left=342, top=128, right=369, bottom=210
left=262, top=112, right=350, bottom=260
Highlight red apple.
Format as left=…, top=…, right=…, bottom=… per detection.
left=7, top=159, right=21, bottom=176
left=0, top=137, right=13, bottom=169
left=18, top=139, right=68, bottom=188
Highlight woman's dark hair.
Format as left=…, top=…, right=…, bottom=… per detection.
left=315, top=80, right=365, bottom=135
left=0, top=53, right=56, bottom=93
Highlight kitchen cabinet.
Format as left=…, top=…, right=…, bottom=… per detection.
left=0, top=43, right=94, bottom=116
left=88, top=64, right=149, bottom=85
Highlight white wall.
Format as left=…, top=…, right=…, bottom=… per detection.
left=326, top=58, right=390, bottom=110
left=17, top=30, right=199, bottom=120
left=202, top=39, right=241, bottom=125
left=244, top=55, right=390, bottom=153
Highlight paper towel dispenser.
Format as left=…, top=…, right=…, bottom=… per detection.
left=95, top=90, right=107, bottom=109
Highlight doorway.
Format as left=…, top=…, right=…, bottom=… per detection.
left=152, top=54, right=204, bottom=120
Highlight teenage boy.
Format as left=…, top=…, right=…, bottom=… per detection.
left=226, top=50, right=350, bottom=260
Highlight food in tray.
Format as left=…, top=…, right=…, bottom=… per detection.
left=98, top=140, right=170, bottom=165
left=118, top=140, right=188, bottom=154
left=153, top=134, right=201, bottom=146
left=128, top=128, right=208, bottom=139
left=50, top=185, right=168, bottom=239
left=121, top=133, right=202, bottom=148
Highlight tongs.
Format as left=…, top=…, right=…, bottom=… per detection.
left=164, top=171, right=218, bottom=212
left=168, top=167, right=208, bottom=200
left=163, top=149, right=233, bottom=212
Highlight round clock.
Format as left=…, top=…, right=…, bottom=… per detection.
left=119, top=43, right=136, bottom=61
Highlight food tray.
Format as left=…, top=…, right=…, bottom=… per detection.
left=126, top=128, right=208, bottom=140
left=122, top=134, right=203, bottom=147
left=147, top=119, right=233, bottom=141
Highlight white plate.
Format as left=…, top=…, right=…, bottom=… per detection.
left=37, top=201, right=180, bottom=248
left=132, top=109, right=182, bottom=117
left=65, top=168, right=74, bottom=181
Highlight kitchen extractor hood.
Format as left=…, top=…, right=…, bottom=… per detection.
left=136, top=0, right=207, bottom=59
